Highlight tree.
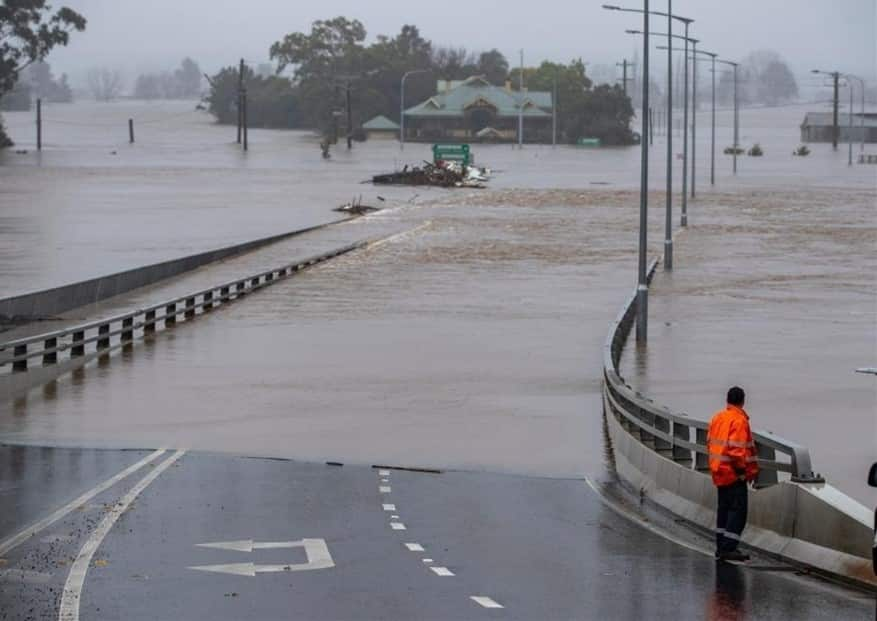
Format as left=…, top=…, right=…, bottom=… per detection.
left=21, top=60, right=72, bottom=102
left=174, top=57, right=201, bottom=97
left=430, top=46, right=477, bottom=79
left=87, top=67, right=123, bottom=101
left=0, top=1, right=86, bottom=146
left=739, top=50, right=798, bottom=105
left=476, top=49, right=508, bottom=85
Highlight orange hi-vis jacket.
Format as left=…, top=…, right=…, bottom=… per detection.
left=707, top=404, right=759, bottom=487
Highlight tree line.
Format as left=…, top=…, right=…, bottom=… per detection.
left=205, top=17, right=636, bottom=145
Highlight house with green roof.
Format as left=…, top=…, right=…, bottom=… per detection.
left=362, top=114, right=400, bottom=140
left=403, top=76, right=553, bottom=143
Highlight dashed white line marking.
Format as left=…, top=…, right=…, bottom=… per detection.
left=378, top=470, right=390, bottom=476
left=390, top=515, right=400, bottom=519
left=404, top=543, right=424, bottom=552
left=0, top=449, right=166, bottom=557
left=59, top=450, right=186, bottom=621
left=471, top=596, right=504, bottom=609
left=379, top=486, right=391, bottom=493
left=382, top=504, right=396, bottom=511
left=430, top=566, right=454, bottom=577
left=422, top=558, right=433, bottom=564
left=390, top=522, right=406, bottom=531
left=381, top=478, right=389, bottom=483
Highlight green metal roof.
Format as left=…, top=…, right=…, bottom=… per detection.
left=363, top=114, right=400, bottom=130
left=405, top=76, right=552, bottom=119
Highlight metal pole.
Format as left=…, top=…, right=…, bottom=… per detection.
left=237, top=59, right=243, bottom=144
left=733, top=64, right=738, bottom=175
left=710, top=55, right=715, bottom=185
left=400, top=73, right=406, bottom=149
left=832, top=72, right=839, bottom=151
left=518, top=49, right=524, bottom=149
left=862, top=78, right=866, bottom=153
left=128, top=118, right=134, bottom=144
left=848, top=79, right=853, bottom=166
left=36, top=98, right=42, bottom=151
left=242, top=88, right=248, bottom=151
left=636, top=0, right=650, bottom=344
left=649, top=107, right=654, bottom=145
left=552, top=69, right=557, bottom=147
left=622, top=59, right=628, bottom=96
left=346, top=80, right=352, bottom=150
left=691, top=39, right=697, bottom=200
left=664, top=1, right=673, bottom=271
left=680, top=22, right=689, bottom=226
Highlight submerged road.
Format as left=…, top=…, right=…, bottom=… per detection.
left=0, top=445, right=871, bottom=620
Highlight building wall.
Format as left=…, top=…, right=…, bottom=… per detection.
left=802, top=125, right=877, bottom=143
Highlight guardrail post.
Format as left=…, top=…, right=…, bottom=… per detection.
left=236, top=281, right=246, bottom=297
left=204, top=291, right=213, bottom=311
left=97, top=324, right=110, bottom=350
left=121, top=317, right=134, bottom=342
left=695, top=428, right=709, bottom=472
left=185, top=297, right=196, bottom=318
left=12, top=344, right=27, bottom=372
left=165, top=303, right=176, bottom=326
left=144, top=310, right=156, bottom=334
left=672, top=422, right=692, bottom=466
left=756, top=444, right=778, bottom=488
left=654, top=414, right=672, bottom=455
left=43, top=337, right=57, bottom=365
left=220, top=286, right=229, bottom=301
left=71, top=331, right=85, bottom=356
left=265, top=272, right=273, bottom=283
left=251, top=277, right=260, bottom=289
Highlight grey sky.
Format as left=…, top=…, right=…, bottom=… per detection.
left=47, top=0, right=876, bottom=85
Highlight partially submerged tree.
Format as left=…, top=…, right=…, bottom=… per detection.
left=0, top=1, right=86, bottom=145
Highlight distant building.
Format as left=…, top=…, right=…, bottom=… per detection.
left=362, top=115, right=400, bottom=140
left=800, top=112, right=877, bottom=143
left=403, top=76, right=553, bottom=143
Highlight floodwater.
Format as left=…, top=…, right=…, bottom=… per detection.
left=0, top=100, right=875, bottom=504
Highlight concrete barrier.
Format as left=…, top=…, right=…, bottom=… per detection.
left=603, top=259, right=876, bottom=590
left=0, top=219, right=346, bottom=324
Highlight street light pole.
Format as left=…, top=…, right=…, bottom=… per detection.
left=710, top=54, right=716, bottom=185
left=847, top=78, right=853, bottom=166
left=680, top=20, right=689, bottom=226
left=666, top=1, right=673, bottom=270
left=518, top=49, right=524, bottom=149
left=400, top=69, right=429, bottom=150
left=846, top=75, right=866, bottom=153
left=636, top=0, right=650, bottom=343
left=691, top=38, right=697, bottom=200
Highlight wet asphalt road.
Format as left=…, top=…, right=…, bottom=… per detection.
left=0, top=446, right=872, bottom=620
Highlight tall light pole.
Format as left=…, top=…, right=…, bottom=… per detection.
left=400, top=69, right=430, bottom=150
left=518, top=49, right=524, bottom=149
left=691, top=38, right=697, bottom=199
left=846, top=77, right=853, bottom=166
left=846, top=74, right=866, bottom=153
left=718, top=59, right=739, bottom=175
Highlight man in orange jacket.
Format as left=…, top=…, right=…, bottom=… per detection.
left=707, top=386, right=759, bottom=561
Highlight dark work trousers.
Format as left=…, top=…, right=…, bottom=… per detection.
left=716, top=479, right=748, bottom=553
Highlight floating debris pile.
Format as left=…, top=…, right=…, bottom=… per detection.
left=372, top=160, right=490, bottom=188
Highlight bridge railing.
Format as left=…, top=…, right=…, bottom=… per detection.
left=603, top=259, right=824, bottom=486
left=0, top=240, right=367, bottom=375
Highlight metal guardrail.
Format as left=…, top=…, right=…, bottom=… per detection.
left=603, top=258, right=824, bottom=485
left=0, top=240, right=369, bottom=375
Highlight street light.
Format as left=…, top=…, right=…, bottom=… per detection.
left=717, top=59, right=739, bottom=175
left=400, top=69, right=430, bottom=150
left=658, top=45, right=718, bottom=187
left=603, top=1, right=653, bottom=342
left=846, top=74, right=866, bottom=154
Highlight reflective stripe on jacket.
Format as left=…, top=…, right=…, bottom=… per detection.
left=706, top=404, right=759, bottom=487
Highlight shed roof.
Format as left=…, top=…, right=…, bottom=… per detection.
left=405, top=75, right=552, bottom=119
left=801, top=112, right=877, bottom=128
left=363, top=115, right=400, bottom=130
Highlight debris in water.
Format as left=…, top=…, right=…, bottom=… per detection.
left=334, top=195, right=380, bottom=215
left=372, top=160, right=490, bottom=188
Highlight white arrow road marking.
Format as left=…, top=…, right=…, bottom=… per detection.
left=404, top=543, right=424, bottom=552
left=59, top=449, right=186, bottom=621
left=189, top=539, right=334, bottom=576
left=471, top=596, right=503, bottom=609
left=430, top=566, right=454, bottom=576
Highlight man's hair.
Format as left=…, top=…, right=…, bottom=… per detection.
left=727, top=386, right=745, bottom=407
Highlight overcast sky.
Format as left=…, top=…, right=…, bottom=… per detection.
left=46, top=0, right=876, bottom=86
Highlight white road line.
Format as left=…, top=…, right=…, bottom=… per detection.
left=430, top=566, right=454, bottom=577
left=390, top=522, right=406, bottom=531
left=471, top=596, right=504, bottom=609
left=390, top=515, right=400, bottom=519
left=404, top=543, right=424, bottom=552
left=584, top=477, right=713, bottom=559
left=379, top=486, right=391, bottom=493
left=381, top=478, right=389, bottom=483
left=382, top=504, right=396, bottom=511
left=58, top=450, right=185, bottom=621
left=422, top=558, right=433, bottom=564
left=0, top=449, right=167, bottom=557
left=378, top=470, right=390, bottom=476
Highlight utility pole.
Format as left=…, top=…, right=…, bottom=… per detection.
left=847, top=78, right=853, bottom=166
left=518, top=49, right=524, bottom=149
left=345, top=79, right=352, bottom=149
left=832, top=71, right=839, bottom=151
left=237, top=58, right=244, bottom=144
left=691, top=39, right=697, bottom=200
left=552, top=68, right=557, bottom=147
left=665, top=4, right=673, bottom=271
left=36, top=98, right=42, bottom=151
left=617, top=59, right=634, bottom=97
left=242, top=87, right=248, bottom=151
left=128, top=118, right=134, bottom=144
left=649, top=107, right=654, bottom=145
left=680, top=22, right=691, bottom=227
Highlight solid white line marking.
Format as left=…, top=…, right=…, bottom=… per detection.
left=0, top=449, right=166, bottom=557
left=58, top=450, right=185, bottom=621
left=390, top=522, right=406, bottom=531
left=430, top=566, right=454, bottom=576
left=382, top=504, right=396, bottom=511
left=422, top=558, right=433, bottom=564
left=471, top=596, right=504, bottom=609
left=404, top=543, right=424, bottom=552
left=378, top=470, right=390, bottom=476
left=379, top=486, right=391, bottom=493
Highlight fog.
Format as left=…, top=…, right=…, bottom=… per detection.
left=44, top=0, right=877, bottom=88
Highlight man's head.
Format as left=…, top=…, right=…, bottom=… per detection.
left=727, top=386, right=745, bottom=407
